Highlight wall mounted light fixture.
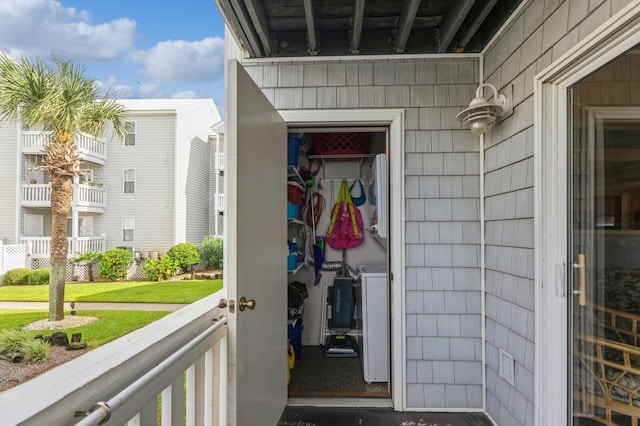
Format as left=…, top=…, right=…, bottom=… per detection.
left=456, top=83, right=511, bottom=136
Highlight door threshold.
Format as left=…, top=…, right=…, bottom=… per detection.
left=287, top=397, right=393, bottom=408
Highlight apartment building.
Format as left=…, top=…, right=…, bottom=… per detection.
left=0, top=98, right=222, bottom=267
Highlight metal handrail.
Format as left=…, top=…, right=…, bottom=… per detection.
left=75, top=315, right=228, bottom=425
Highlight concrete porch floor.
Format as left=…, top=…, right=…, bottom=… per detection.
left=278, top=406, right=494, bottom=425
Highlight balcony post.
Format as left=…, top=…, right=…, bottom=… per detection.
left=71, top=176, right=79, bottom=278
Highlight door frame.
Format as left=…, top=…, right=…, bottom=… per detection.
left=279, top=108, right=405, bottom=410
left=535, top=3, right=640, bottom=425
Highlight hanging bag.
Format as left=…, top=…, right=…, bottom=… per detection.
left=349, top=178, right=366, bottom=206
left=325, top=180, right=364, bottom=249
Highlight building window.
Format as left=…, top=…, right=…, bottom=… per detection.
left=123, top=169, right=136, bottom=193
left=67, top=217, right=94, bottom=237
left=125, top=121, right=136, bottom=146
left=122, top=216, right=135, bottom=242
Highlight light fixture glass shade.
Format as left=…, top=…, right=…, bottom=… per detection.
left=470, top=119, right=489, bottom=136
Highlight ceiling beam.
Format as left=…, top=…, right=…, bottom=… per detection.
left=394, top=0, right=421, bottom=53
left=215, top=0, right=265, bottom=57
left=244, top=0, right=272, bottom=56
left=456, top=0, right=499, bottom=51
left=438, top=0, right=476, bottom=53
left=350, top=0, right=366, bottom=54
left=303, top=0, right=318, bottom=55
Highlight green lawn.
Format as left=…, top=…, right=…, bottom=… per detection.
left=0, top=280, right=223, bottom=304
left=0, top=279, right=223, bottom=354
left=0, top=309, right=171, bottom=347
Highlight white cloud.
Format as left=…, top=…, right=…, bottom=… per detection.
left=138, top=82, right=162, bottom=97
left=0, top=0, right=136, bottom=60
left=132, top=37, right=225, bottom=83
left=96, top=76, right=137, bottom=98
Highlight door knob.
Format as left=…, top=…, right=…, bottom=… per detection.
left=239, top=296, right=256, bottom=311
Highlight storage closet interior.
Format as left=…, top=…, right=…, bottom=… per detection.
left=285, top=128, right=390, bottom=398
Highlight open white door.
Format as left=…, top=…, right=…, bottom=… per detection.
left=224, top=60, right=288, bottom=425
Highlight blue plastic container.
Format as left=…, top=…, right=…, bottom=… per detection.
left=287, top=203, right=299, bottom=219
left=287, top=254, right=298, bottom=271
left=288, top=319, right=303, bottom=361
left=287, top=136, right=302, bottom=167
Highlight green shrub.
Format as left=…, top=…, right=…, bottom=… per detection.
left=0, top=329, right=49, bottom=362
left=28, top=268, right=50, bottom=284
left=2, top=268, right=31, bottom=285
left=141, top=257, right=177, bottom=281
left=98, top=248, right=134, bottom=280
left=200, top=236, right=223, bottom=269
left=0, top=329, right=26, bottom=354
left=20, top=338, right=50, bottom=362
left=167, top=242, right=201, bottom=272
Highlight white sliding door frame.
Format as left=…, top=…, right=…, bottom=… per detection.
left=535, top=4, right=640, bottom=425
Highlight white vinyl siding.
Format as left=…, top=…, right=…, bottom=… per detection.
left=97, top=114, right=178, bottom=253
left=123, top=169, right=135, bottom=194
left=79, top=99, right=220, bottom=253
left=122, top=216, right=135, bottom=242
left=175, top=106, right=213, bottom=243
left=94, top=100, right=219, bottom=254
left=0, top=120, right=19, bottom=243
left=124, top=121, right=136, bottom=146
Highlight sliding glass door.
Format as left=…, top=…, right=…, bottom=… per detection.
left=569, top=49, right=640, bottom=424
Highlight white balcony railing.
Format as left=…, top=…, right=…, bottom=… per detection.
left=0, top=292, right=229, bottom=426
left=215, top=152, right=224, bottom=171
left=21, top=235, right=107, bottom=259
left=20, top=183, right=51, bottom=207
left=75, top=183, right=107, bottom=209
left=21, top=183, right=106, bottom=210
left=216, top=193, right=224, bottom=211
left=22, top=130, right=107, bottom=164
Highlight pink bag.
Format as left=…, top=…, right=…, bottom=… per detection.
left=325, top=180, right=364, bottom=249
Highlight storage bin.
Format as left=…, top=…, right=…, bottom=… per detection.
left=312, top=132, right=370, bottom=156
left=287, top=203, right=299, bottom=219
left=287, top=183, right=305, bottom=219
left=287, top=136, right=303, bottom=167
left=288, top=318, right=303, bottom=361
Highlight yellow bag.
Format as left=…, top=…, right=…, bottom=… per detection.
left=287, top=344, right=295, bottom=384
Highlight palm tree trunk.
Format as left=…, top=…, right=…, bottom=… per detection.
left=48, top=174, right=73, bottom=321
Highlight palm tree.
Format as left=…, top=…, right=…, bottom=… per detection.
left=0, top=54, right=127, bottom=321
left=71, top=250, right=102, bottom=282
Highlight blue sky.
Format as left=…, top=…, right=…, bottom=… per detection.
left=0, top=0, right=227, bottom=114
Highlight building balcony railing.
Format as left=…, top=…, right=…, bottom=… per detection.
left=22, top=130, right=107, bottom=165
left=0, top=292, right=229, bottom=425
left=215, top=152, right=224, bottom=171
left=216, top=193, right=224, bottom=212
left=21, top=183, right=106, bottom=212
left=20, top=235, right=107, bottom=259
